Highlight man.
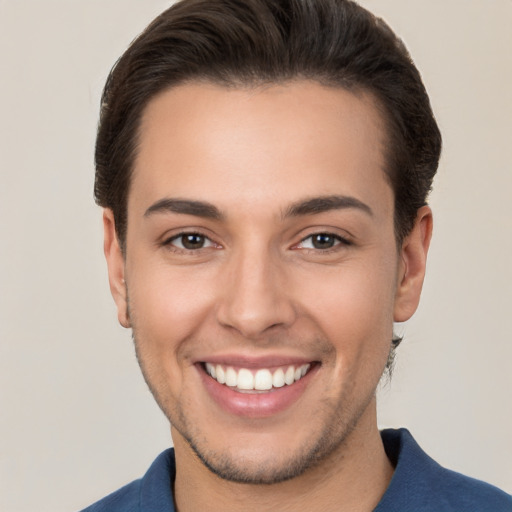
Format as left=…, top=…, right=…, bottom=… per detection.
left=82, top=0, right=512, bottom=510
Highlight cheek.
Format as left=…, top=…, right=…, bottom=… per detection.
left=127, top=259, right=217, bottom=355
left=297, top=261, right=397, bottom=364
left=126, top=260, right=220, bottom=413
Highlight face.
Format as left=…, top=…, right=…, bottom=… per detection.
left=104, top=81, right=430, bottom=484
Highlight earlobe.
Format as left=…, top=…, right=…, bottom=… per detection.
left=103, top=209, right=131, bottom=328
left=393, top=206, right=433, bottom=323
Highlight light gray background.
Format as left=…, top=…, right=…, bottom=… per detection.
left=0, top=1, right=511, bottom=511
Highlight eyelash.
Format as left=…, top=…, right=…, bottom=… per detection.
left=162, top=231, right=351, bottom=253
left=162, top=232, right=219, bottom=252
left=294, top=232, right=352, bottom=253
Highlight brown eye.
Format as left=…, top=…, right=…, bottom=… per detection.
left=311, top=233, right=337, bottom=249
left=169, top=233, right=214, bottom=250
left=296, top=232, right=350, bottom=251
left=182, top=234, right=205, bottom=249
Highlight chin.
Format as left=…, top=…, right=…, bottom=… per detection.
left=181, top=427, right=340, bottom=485
left=170, top=393, right=371, bottom=486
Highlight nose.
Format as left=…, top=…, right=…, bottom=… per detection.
left=216, top=246, right=296, bottom=339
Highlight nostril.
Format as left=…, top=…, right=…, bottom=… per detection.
left=216, top=298, right=297, bottom=339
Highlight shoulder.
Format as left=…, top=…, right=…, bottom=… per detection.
left=78, top=448, right=176, bottom=512
left=377, top=428, right=512, bottom=512
left=79, top=479, right=142, bottom=512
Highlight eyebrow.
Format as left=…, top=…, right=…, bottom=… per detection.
left=283, top=195, right=373, bottom=218
left=144, top=194, right=373, bottom=221
left=144, top=198, right=223, bottom=220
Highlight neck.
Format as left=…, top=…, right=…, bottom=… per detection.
left=172, top=400, right=394, bottom=512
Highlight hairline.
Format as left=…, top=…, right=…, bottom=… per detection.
left=118, top=76, right=401, bottom=253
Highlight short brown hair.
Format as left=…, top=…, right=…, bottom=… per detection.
left=95, top=0, right=441, bottom=249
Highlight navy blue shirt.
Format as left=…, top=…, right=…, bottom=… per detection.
left=80, top=429, right=512, bottom=511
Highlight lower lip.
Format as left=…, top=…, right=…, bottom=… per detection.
left=198, top=364, right=318, bottom=418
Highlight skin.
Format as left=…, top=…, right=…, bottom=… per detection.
left=103, top=81, right=432, bottom=512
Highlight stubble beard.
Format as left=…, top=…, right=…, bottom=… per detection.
left=127, top=289, right=384, bottom=486
left=132, top=337, right=380, bottom=487
left=174, top=400, right=366, bottom=485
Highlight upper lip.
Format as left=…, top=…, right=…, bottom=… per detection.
left=194, top=353, right=316, bottom=368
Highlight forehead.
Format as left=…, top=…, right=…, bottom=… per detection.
left=130, top=81, right=392, bottom=219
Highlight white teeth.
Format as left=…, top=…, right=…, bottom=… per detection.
left=225, top=367, right=237, bottom=387
left=206, top=363, right=216, bottom=379
left=254, top=369, right=273, bottom=390
left=216, top=365, right=226, bottom=384
left=284, top=366, right=295, bottom=385
left=272, top=368, right=285, bottom=388
left=237, top=369, right=254, bottom=390
left=205, top=363, right=311, bottom=391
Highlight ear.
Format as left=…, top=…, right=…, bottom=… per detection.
left=103, top=209, right=131, bottom=328
left=393, top=205, right=433, bottom=322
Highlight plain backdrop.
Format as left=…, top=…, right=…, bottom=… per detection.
left=0, top=1, right=511, bottom=511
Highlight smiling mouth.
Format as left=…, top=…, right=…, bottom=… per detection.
left=202, top=362, right=314, bottom=393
